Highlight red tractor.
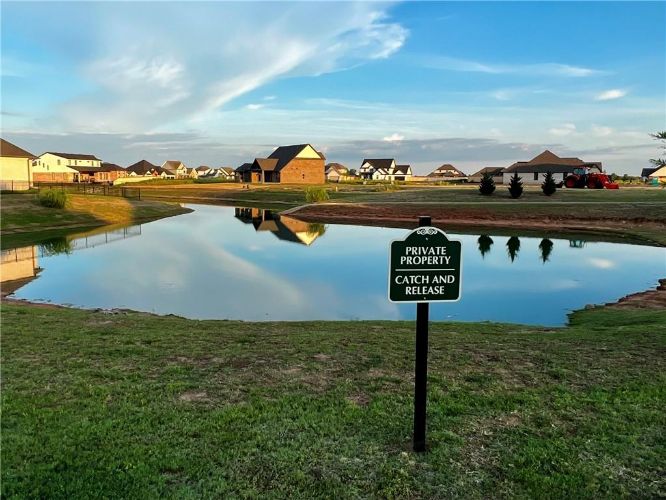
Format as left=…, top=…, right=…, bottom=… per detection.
left=564, top=167, right=619, bottom=189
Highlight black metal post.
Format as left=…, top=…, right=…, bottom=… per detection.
left=414, top=215, right=431, bottom=452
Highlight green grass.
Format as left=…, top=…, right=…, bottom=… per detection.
left=37, top=188, right=68, bottom=208
left=2, top=302, right=664, bottom=498
left=1, top=193, right=191, bottom=249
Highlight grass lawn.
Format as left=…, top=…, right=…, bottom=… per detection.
left=2, top=302, right=664, bottom=498
left=1, top=193, right=191, bottom=248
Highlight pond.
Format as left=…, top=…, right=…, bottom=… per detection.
left=3, top=204, right=665, bottom=325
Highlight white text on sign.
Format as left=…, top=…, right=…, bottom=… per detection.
left=400, top=246, right=451, bottom=266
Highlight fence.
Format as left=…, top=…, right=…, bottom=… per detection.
left=34, top=182, right=141, bottom=200
left=0, top=180, right=33, bottom=192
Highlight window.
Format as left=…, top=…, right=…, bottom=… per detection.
left=302, top=173, right=305, bottom=180
left=534, top=172, right=538, bottom=181
left=57, top=159, right=61, bottom=165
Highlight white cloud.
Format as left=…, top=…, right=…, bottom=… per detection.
left=549, top=123, right=576, bottom=136
left=33, top=2, right=407, bottom=132
left=587, top=258, right=616, bottom=269
left=595, top=89, right=627, bottom=101
left=383, top=133, right=404, bottom=142
left=419, top=55, right=604, bottom=77
left=246, top=104, right=265, bottom=110
left=591, top=125, right=613, bottom=137
left=263, top=95, right=276, bottom=101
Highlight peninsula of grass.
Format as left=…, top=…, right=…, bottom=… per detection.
left=1, top=193, right=191, bottom=248
left=2, top=301, right=664, bottom=498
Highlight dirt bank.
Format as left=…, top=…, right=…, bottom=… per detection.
left=603, top=279, right=666, bottom=310
left=286, top=203, right=666, bottom=246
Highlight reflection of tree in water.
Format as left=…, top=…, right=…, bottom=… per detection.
left=539, top=238, right=554, bottom=263
left=307, top=223, right=326, bottom=237
left=506, top=236, right=521, bottom=262
left=477, top=235, right=494, bottom=258
left=39, top=237, right=72, bottom=256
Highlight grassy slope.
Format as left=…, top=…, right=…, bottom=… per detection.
left=2, top=303, right=664, bottom=498
left=1, top=193, right=191, bottom=246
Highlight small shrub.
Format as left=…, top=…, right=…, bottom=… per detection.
left=479, top=172, right=496, bottom=196
left=541, top=171, right=557, bottom=196
left=38, top=189, right=68, bottom=208
left=508, top=172, right=523, bottom=198
left=304, top=187, right=329, bottom=203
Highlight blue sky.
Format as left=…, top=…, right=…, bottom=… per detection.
left=1, top=1, right=664, bottom=174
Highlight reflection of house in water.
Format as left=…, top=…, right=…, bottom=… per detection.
left=234, top=208, right=325, bottom=246
left=569, top=240, right=586, bottom=248
left=1, top=225, right=143, bottom=296
left=1, top=246, right=41, bottom=295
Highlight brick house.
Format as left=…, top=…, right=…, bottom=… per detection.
left=244, top=144, right=325, bottom=184
left=94, top=163, right=127, bottom=184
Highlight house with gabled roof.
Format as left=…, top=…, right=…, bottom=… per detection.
left=0, top=138, right=36, bottom=189
left=469, top=167, right=505, bottom=184
left=359, top=159, right=412, bottom=181
left=33, top=151, right=102, bottom=183
left=94, top=163, right=127, bottom=184
left=325, top=162, right=357, bottom=182
left=502, top=150, right=602, bottom=185
left=427, top=164, right=467, bottom=181
left=125, top=159, right=167, bottom=178
left=218, top=167, right=236, bottom=181
left=244, top=144, right=325, bottom=184
left=161, top=160, right=188, bottom=178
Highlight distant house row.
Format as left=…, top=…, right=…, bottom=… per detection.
left=323, top=150, right=611, bottom=185
left=0, top=138, right=237, bottom=189
left=3, top=137, right=662, bottom=190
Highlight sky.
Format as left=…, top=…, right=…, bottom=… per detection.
left=1, top=1, right=664, bottom=175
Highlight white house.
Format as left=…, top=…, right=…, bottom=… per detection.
left=359, top=159, right=413, bottom=181
left=161, top=160, right=188, bottom=178
left=33, top=151, right=102, bottom=183
left=218, top=167, right=236, bottom=180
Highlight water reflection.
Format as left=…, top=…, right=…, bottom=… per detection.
left=4, top=204, right=665, bottom=325
left=234, top=208, right=325, bottom=246
left=539, top=238, right=554, bottom=263
left=0, top=246, right=41, bottom=295
left=477, top=235, right=494, bottom=258
left=1, top=225, right=142, bottom=295
left=506, top=236, right=521, bottom=262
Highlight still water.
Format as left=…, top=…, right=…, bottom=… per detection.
left=4, top=204, right=665, bottom=325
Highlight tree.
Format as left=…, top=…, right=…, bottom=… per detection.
left=479, top=172, right=496, bottom=196
left=539, top=238, right=554, bottom=263
left=477, top=235, right=494, bottom=258
left=650, top=131, right=666, bottom=168
left=506, top=236, right=520, bottom=262
left=541, top=171, right=557, bottom=196
left=508, top=172, right=523, bottom=199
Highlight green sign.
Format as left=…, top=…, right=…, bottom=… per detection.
left=388, top=226, right=462, bottom=303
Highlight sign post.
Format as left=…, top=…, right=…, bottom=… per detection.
left=388, top=216, right=462, bottom=452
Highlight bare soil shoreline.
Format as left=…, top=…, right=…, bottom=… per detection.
left=286, top=202, right=666, bottom=246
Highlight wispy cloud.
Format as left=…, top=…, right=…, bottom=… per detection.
left=549, top=123, right=576, bottom=136
left=595, top=89, right=627, bottom=101
left=383, top=132, right=404, bottom=142
left=17, top=2, right=407, bottom=132
left=418, top=55, right=604, bottom=77
left=246, top=104, right=265, bottom=110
